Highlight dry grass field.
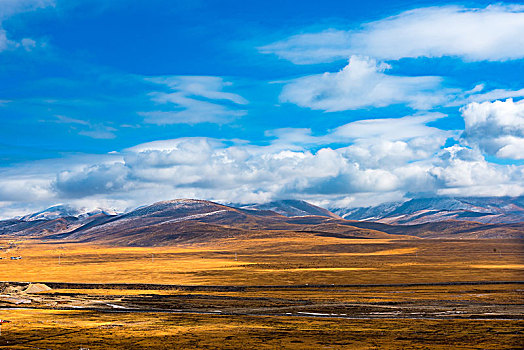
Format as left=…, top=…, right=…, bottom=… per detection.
left=1, top=308, right=523, bottom=349
left=1, top=234, right=523, bottom=349
left=1, top=235, right=523, bottom=285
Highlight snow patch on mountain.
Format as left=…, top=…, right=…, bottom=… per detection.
left=333, top=196, right=524, bottom=224
left=243, top=199, right=339, bottom=218
left=20, top=204, right=118, bottom=221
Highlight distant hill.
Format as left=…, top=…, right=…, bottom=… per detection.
left=19, top=204, right=83, bottom=221
left=19, top=204, right=118, bottom=222
left=1, top=197, right=522, bottom=245
left=0, top=199, right=393, bottom=245
left=62, top=199, right=391, bottom=245
left=333, top=196, right=524, bottom=225
left=342, top=220, right=524, bottom=239
left=0, top=204, right=118, bottom=237
left=241, top=199, right=340, bottom=218
left=0, top=213, right=116, bottom=237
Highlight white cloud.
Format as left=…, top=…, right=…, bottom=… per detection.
left=430, top=145, right=524, bottom=196
left=329, top=113, right=449, bottom=141
left=280, top=55, right=451, bottom=111
left=259, top=29, right=353, bottom=65
left=46, top=124, right=517, bottom=204
left=124, top=137, right=219, bottom=154
left=2, top=113, right=523, bottom=218
left=463, top=88, right=524, bottom=104
left=0, top=177, right=54, bottom=202
left=278, top=55, right=524, bottom=112
left=260, top=5, right=524, bottom=64
left=0, top=0, right=54, bottom=52
left=56, top=115, right=90, bottom=126
left=147, top=76, right=248, bottom=105
left=0, top=28, right=8, bottom=51
left=0, top=153, right=124, bottom=218
left=78, top=128, right=117, bottom=139
left=446, top=85, right=524, bottom=106
left=266, top=114, right=454, bottom=160
left=496, top=137, right=524, bottom=159
left=54, top=115, right=117, bottom=139
left=141, top=76, right=248, bottom=125
left=55, top=162, right=130, bottom=198
left=20, top=37, right=36, bottom=51
left=0, top=0, right=54, bottom=18
left=461, top=99, right=524, bottom=159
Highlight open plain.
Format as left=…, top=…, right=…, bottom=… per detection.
left=1, top=234, right=523, bottom=349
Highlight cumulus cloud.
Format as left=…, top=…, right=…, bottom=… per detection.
left=141, top=76, right=248, bottom=125
left=430, top=145, right=524, bottom=196
left=278, top=55, right=524, bottom=112
left=54, top=163, right=130, bottom=198
left=268, top=113, right=454, bottom=168
left=43, top=118, right=435, bottom=206
left=0, top=177, right=54, bottom=202
left=125, top=138, right=215, bottom=166
left=260, top=5, right=524, bottom=64
left=2, top=112, right=523, bottom=218
left=50, top=133, right=518, bottom=208
left=33, top=115, right=518, bottom=209
left=280, top=56, right=451, bottom=111
left=461, top=99, right=524, bottom=159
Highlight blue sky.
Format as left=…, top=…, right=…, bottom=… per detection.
left=0, top=0, right=524, bottom=217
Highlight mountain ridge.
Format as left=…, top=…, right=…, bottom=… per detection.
left=239, top=199, right=340, bottom=219
left=1, top=197, right=522, bottom=245
left=333, top=196, right=524, bottom=224
left=19, top=204, right=119, bottom=222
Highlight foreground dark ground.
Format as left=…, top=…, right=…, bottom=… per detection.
left=1, top=237, right=523, bottom=348
left=1, top=308, right=523, bottom=349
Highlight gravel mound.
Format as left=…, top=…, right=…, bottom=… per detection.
left=24, top=283, right=52, bottom=293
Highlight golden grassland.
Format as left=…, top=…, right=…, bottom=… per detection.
left=470, top=264, right=524, bottom=269
left=1, top=235, right=523, bottom=285
left=0, top=308, right=522, bottom=349
left=1, top=235, right=523, bottom=349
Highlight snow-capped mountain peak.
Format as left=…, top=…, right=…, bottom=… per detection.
left=333, top=196, right=524, bottom=224
left=20, top=204, right=118, bottom=221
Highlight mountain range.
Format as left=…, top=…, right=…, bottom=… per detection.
left=334, top=196, right=524, bottom=224
left=19, top=204, right=119, bottom=221
left=0, top=197, right=523, bottom=245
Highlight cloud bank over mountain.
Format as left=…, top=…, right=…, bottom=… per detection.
left=2, top=110, right=523, bottom=218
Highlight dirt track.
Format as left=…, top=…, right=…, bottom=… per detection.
left=3, top=280, right=524, bottom=291
left=2, top=281, right=523, bottom=321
